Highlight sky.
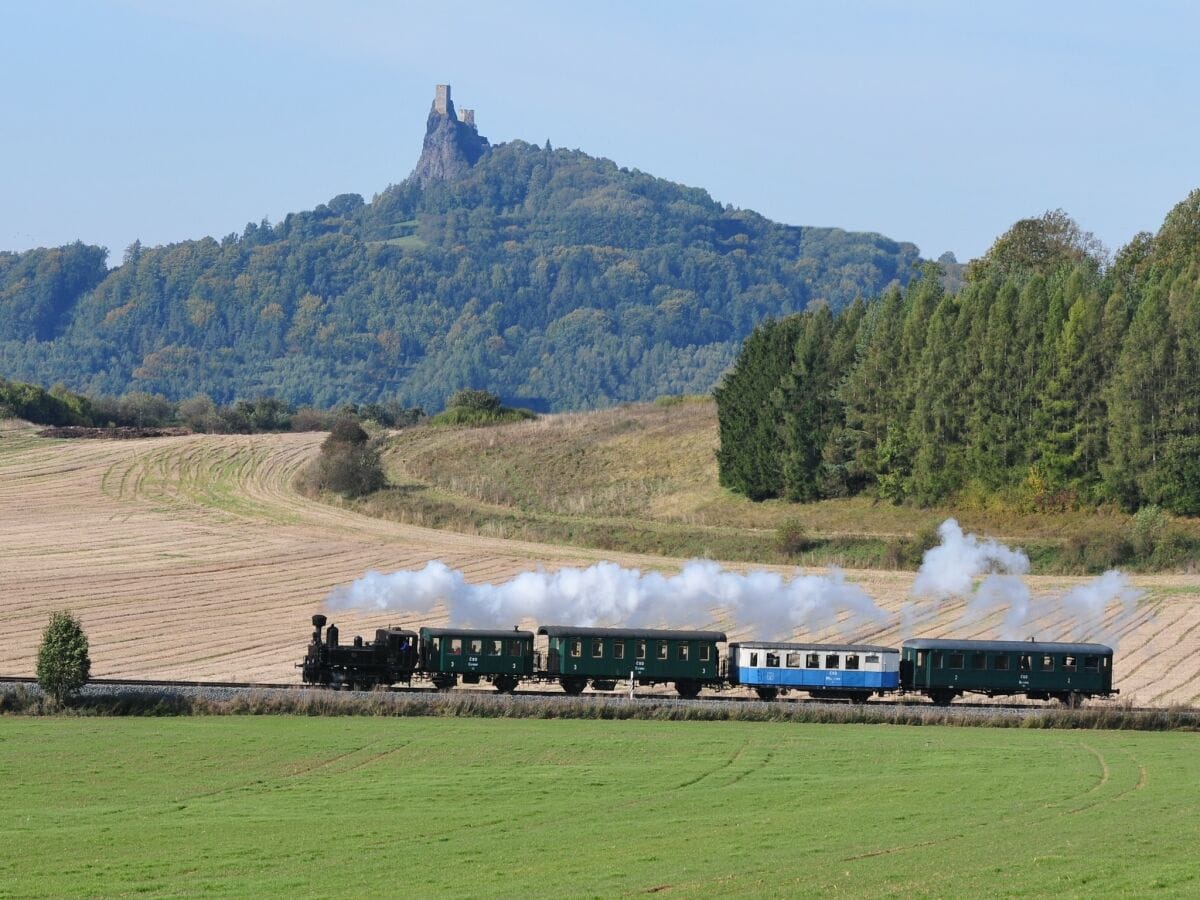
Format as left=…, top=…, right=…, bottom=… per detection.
left=3, top=1, right=1198, bottom=266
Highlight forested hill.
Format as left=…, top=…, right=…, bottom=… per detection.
left=715, top=193, right=1200, bottom=516
left=0, top=90, right=919, bottom=411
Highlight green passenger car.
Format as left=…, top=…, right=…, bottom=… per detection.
left=900, top=638, right=1116, bottom=705
left=537, top=625, right=726, bottom=698
left=419, top=627, right=535, bottom=693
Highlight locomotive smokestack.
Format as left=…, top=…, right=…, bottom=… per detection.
left=313, top=614, right=327, bottom=628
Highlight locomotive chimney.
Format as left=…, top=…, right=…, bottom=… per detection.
left=311, top=613, right=326, bottom=643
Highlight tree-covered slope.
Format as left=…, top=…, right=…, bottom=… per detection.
left=0, top=124, right=919, bottom=411
left=715, top=192, right=1200, bottom=515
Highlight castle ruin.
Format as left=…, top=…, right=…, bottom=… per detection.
left=412, top=84, right=489, bottom=184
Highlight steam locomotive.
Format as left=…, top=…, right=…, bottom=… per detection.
left=300, top=614, right=1117, bottom=705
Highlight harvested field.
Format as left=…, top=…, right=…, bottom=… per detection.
left=1, top=418, right=1199, bottom=705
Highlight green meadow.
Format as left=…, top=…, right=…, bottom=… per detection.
left=2, top=717, right=1197, bottom=896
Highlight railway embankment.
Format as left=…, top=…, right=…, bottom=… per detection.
left=3, top=680, right=1197, bottom=731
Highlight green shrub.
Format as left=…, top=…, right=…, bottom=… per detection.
left=36, top=611, right=91, bottom=705
left=775, top=518, right=813, bottom=556
left=1131, top=505, right=1170, bottom=558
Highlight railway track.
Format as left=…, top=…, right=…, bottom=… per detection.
left=2, top=674, right=1186, bottom=717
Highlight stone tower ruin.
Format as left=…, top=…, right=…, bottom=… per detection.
left=434, top=84, right=451, bottom=115
left=411, top=84, right=490, bottom=185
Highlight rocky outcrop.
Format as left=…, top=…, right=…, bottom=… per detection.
left=410, top=84, right=489, bottom=185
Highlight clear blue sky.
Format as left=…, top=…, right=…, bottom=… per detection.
left=3, top=1, right=1197, bottom=265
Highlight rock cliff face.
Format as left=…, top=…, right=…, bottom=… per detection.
left=410, top=85, right=489, bottom=184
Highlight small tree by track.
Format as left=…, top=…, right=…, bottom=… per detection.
left=37, top=610, right=91, bottom=705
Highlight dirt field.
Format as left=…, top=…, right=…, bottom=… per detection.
left=1, top=420, right=1198, bottom=705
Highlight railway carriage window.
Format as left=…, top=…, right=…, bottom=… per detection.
left=948, top=652, right=964, bottom=669
left=932, top=651, right=944, bottom=669
left=1019, top=654, right=1031, bottom=671
left=678, top=644, right=690, bottom=661
left=508, top=640, right=524, bottom=656
left=916, top=651, right=926, bottom=667
left=449, top=639, right=462, bottom=656
left=432, top=638, right=442, bottom=655
left=1040, top=655, right=1054, bottom=671
left=971, top=652, right=986, bottom=670
left=994, top=655, right=1010, bottom=671
left=825, top=654, right=840, bottom=669
left=636, top=640, right=646, bottom=660
left=470, top=639, right=482, bottom=654
left=487, top=640, right=501, bottom=656
left=806, top=653, right=819, bottom=668
left=570, top=639, right=582, bottom=658
left=1063, top=655, right=1077, bottom=672
left=766, top=653, right=780, bottom=668
left=613, top=643, right=625, bottom=660
left=786, top=652, right=803, bottom=668
left=750, top=652, right=759, bottom=667
left=700, top=645, right=711, bottom=662
left=1102, top=657, right=1110, bottom=670
left=592, top=639, right=604, bottom=658
left=657, top=642, right=669, bottom=660
left=865, top=654, right=879, bottom=665
left=845, top=654, right=860, bottom=670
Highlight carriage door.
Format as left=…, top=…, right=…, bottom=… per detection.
left=547, top=641, right=561, bottom=674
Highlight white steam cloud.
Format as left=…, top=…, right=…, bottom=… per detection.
left=325, top=558, right=889, bottom=641
left=325, top=519, right=1146, bottom=647
left=911, top=518, right=1030, bottom=599
left=909, top=518, right=1144, bottom=645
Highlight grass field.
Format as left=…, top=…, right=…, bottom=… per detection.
left=2, top=717, right=1197, bottom=896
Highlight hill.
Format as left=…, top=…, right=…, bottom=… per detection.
left=356, top=398, right=1200, bottom=573
left=0, top=84, right=920, bottom=411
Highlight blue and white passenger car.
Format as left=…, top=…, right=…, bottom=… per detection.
left=727, top=642, right=900, bottom=701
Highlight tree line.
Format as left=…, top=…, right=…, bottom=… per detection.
left=716, top=194, right=1200, bottom=516
left=0, top=376, right=423, bottom=433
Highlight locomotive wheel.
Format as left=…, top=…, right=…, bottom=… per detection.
left=493, top=675, right=518, bottom=694
left=560, top=676, right=587, bottom=696
left=675, top=679, right=702, bottom=700
left=754, top=687, right=779, bottom=702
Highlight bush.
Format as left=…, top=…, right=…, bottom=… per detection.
left=307, top=415, right=386, bottom=497
left=775, top=518, right=813, bottom=556
left=885, top=523, right=941, bottom=569
left=431, top=389, right=536, bottom=428
left=1130, top=505, right=1170, bottom=558
left=36, top=611, right=90, bottom=705
left=446, top=389, right=501, bottom=413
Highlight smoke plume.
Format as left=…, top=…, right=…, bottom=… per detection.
left=325, top=558, right=890, bottom=641
left=325, top=519, right=1145, bottom=647
left=910, top=519, right=1144, bottom=645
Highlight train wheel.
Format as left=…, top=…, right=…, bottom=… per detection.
left=754, top=687, right=779, bottom=702
left=493, top=675, right=518, bottom=694
left=431, top=674, right=457, bottom=691
left=560, top=676, right=587, bottom=696
left=929, top=688, right=955, bottom=706
left=675, top=679, right=702, bottom=700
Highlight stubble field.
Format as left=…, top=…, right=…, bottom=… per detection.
left=1, top=417, right=1199, bottom=705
